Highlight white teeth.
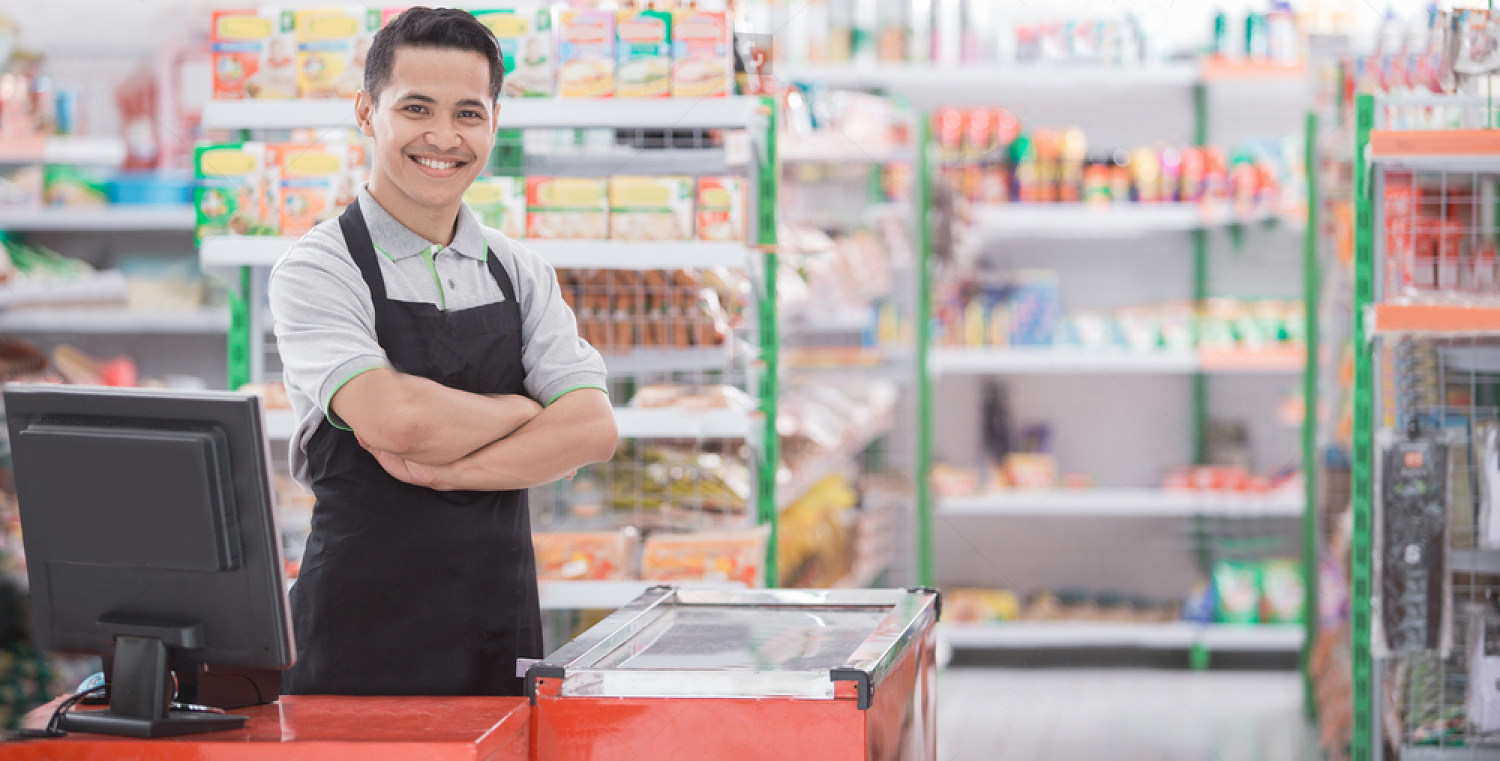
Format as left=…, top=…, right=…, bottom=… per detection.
left=415, top=157, right=459, bottom=170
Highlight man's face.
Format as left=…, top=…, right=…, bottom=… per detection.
left=357, top=46, right=497, bottom=211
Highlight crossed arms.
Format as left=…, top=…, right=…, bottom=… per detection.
left=332, top=368, right=617, bottom=491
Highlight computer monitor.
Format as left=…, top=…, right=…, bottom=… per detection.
left=6, top=385, right=294, bottom=738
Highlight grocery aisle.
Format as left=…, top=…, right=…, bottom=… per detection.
left=939, top=669, right=1318, bottom=761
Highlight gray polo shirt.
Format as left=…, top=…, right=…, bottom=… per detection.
left=269, top=187, right=607, bottom=489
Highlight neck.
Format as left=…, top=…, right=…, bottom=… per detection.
left=366, top=169, right=461, bottom=247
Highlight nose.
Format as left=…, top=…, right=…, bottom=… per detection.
left=425, top=124, right=463, bottom=153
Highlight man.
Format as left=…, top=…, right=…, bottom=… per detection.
left=269, top=7, right=616, bottom=697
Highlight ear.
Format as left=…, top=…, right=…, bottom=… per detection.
left=354, top=90, right=375, bottom=138
left=491, top=101, right=502, bottom=129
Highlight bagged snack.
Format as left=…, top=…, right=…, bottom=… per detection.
left=640, top=526, right=769, bottom=587
left=526, top=177, right=608, bottom=239
left=558, top=10, right=615, bottom=98
left=195, top=143, right=279, bottom=238
left=295, top=7, right=381, bottom=99
left=272, top=143, right=350, bottom=238
left=671, top=8, right=732, bottom=97
left=1259, top=559, right=1304, bottom=624
left=473, top=7, right=555, bottom=97
left=609, top=176, right=693, bottom=241
left=464, top=176, right=526, bottom=239
left=532, top=530, right=638, bottom=581
left=696, top=177, right=745, bottom=242
left=1212, top=559, right=1261, bottom=624
left=211, top=9, right=298, bottom=100
left=616, top=7, right=672, bottom=98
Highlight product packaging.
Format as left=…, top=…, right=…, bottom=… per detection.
left=696, top=177, right=746, bottom=242
left=0, top=166, right=42, bottom=209
left=1258, top=559, right=1304, bottom=624
left=195, top=142, right=280, bottom=238
left=295, top=7, right=381, bottom=99
left=211, top=9, right=298, bottom=100
left=1008, top=270, right=1062, bottom=346
left=616, top=7, right=672, bottom=98
left=473, top=7, right=555, bottom=97
left=532, top=530, right=638, bottom=581
left=1375, top=428, right=1453, bottom=656
left=526, top=176, right=608, bottom=239
left=272, top=143, right=351, bottom=237
left=557, top=10, right=615, bottom=98
left=1213, top=559, right=1261, bottom=624
left=671, top=8, right=732, bottom=97
left=1468, top=602, right=1500, bottom=734
left=640, top=526, right=769, bottom=587
left=609, top=175, right=693, bottom=241
left=464, top=175, right=527, bottom=239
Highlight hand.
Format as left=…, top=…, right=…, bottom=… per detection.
left=490, top=393, right=544, bottom=435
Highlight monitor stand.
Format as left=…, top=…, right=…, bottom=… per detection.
left=60, top=634, right=248, bottom=738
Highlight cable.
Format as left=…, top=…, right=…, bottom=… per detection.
left=4, top=687, right=105, bottom=740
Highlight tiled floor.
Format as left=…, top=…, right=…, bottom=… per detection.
left=938, top=668, right=1322, bottom=761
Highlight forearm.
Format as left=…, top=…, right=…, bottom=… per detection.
left=432, top=389, right=616, bottom=491
left=358, top=371, right=538, bottom=465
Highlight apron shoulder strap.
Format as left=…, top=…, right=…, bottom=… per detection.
left=484, top=244, right=519, bottom=305
left=338, top=198, right=390, bottom=305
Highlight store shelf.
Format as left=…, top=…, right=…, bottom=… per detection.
left=265, top=409, right=297, bottom=441
left=199, top=236, right=294, bottom=268
left=0, top=205, right=194, bottom=231
left=613, top=407, right=753, bottom=439
left=0, top=135, right=127, bottom=165
left=938, top=489, right=1303, bottom=518
left=1197, top=59, right=1306, bottom=82
left=1399, top=748, right=1500, bottom=761
left=538, top=579, right=747, bottom=610
left=0, top=306, right=228, bottom=334
left=1369, top=128, right=1500, bottom=172
left=524, top=240, right=753, bottom=270
left=601, top=346, right=740, bottom=375
left=202, top=96, right=765, bottom=131
left=779, top=63, right=1201, bottom=91
left=940, top=621, right=1304, bottom=651
left=777, top=406, right=895, bottom=511
left=1372, top=303, right=1500, bottom=336
left=781, top=139, right=907, bottom=164
left=930, top=347, right=1305, bottom=376
left=1454, top=549, right=1500, bottom=575
left=972, top=203, right=1285, bottom=238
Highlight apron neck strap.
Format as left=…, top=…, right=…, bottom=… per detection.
left=337, top=197, right=389, bottom=305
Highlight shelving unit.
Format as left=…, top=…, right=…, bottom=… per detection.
left=941, top=621, right=1304, bottom=651
left=0, top=135, right=127, bottom=165
left=938, top=489, right=1303, bottom=518
left=0, top=205, right=194, bottom=232
left=972, top=202, right=1292, bottom=238
left=929, top=347, right=1304, bottom=376
left=777, top=404, right=895, bottom=512
left=0, top=306, right=227, bottom=334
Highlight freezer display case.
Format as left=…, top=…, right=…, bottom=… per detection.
left=526, top=587, right=940, bottom=761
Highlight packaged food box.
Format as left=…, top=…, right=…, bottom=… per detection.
left=671, top=9, right=732, bottom=97
left=608, top=175, right=692, bottom=241
left=473, top=6, right=554, bottom=97
left=696, top=176, right=745, bottom=242
left=526, top=176, right=608, bottom=239
left=1259, top=559, right=1304, bottom=624
left=1212, top=559, right=1261, bottom=624
left=296, top=7, right=382, bottom=99
left=272, top=143, right=352, bottom=238
left=532, top=530, right=638, bottom=581
left=640, top=527, right=769, bottom=587
left=616, top=7, right=671, bottom=98
left=195, top=143, right=280, bottom=238
left=0, top=165, right=43, bottom=210
left=211, top=9, right=298, bottom=100
left=557, top=10, right=615, bottom=98
left=464, top=175, right=527, bottom=239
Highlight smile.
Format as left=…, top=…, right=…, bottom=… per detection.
left=411, top=156, right=466, bottom=170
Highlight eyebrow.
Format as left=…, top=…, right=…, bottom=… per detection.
left=393, top=93, right=489, bottom=110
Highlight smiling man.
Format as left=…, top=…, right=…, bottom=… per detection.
left=268, top=7, right=616, bottom=697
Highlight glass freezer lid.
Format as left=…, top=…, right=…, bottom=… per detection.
left=526, top=587, right=940, bottom=705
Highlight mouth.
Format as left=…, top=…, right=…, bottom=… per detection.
left=407, top=153, right=471, bottom=179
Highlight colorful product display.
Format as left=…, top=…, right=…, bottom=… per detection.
left=558, top=268, right=739, bottom=352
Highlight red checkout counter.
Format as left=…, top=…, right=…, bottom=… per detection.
left=14, top=588, right=940, bottom=761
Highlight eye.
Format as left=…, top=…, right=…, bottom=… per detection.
left=459, top=110, right=483, bottom=120
left=403, top=104, right=428, bottom=115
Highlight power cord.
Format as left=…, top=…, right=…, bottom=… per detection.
left=6, top=686, right=105, bottom=740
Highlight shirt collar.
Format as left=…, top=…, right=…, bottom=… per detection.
left=356, top=187, right=488, bottom=262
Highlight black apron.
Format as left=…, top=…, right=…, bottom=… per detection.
left=283, top=199, right=542, bottom=696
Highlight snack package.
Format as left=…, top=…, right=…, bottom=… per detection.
left=671, top=8, right=732, bottom=97
left=1212, top=559, right=1261, bottom=624
left=616, top=7, right=672, bottom=98
left=473, top=7, right=555, bottom=97
left=558, top=10, right=615, bottom=98
left=532, top=530, right=638, bottom=581
left=272, top=143, right=351, bottom=237
left=211, top=9, right=298, bottom=100
left=296, top=7, right=381, bottom=99
left=640, top=526, right=769, bottom=587
left=195, top=143, right=279, bottom=238
left=464, top=176, right=527, bottom=239
left=696, top=177, right=745, bottom=242
left=609, top=175, right=693, bottom=241
left=526, top=177, right=608, bottom=239
left=1259, top=559, right=1304, bottom=624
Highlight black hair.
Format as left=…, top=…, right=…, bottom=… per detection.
left=364, top=7, right=506, bottom=103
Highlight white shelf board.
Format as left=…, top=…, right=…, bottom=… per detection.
left=602, top=346, right=740, bottom=375
left=0, top=205, right=194, bottom=231
left=940, top=621, right=1304, bottom=651
left=781, top=140, right=907, bottom=164
left=938, top=489, right=1304, bottom=518
left=524, top=240, right=752, bottom=270
left=778, top=407, right=895, bottom=511
left=0, top=136, right=127, bottom=165
left=264, top=410, right=298, bottom=441
left=1454, top=549, right=1500, bottom=575
left=973, top=203, right=1284, bottom=238
left=0, top=307, right=228, bottom=334
left=780, top=64, right=1201, bottom=91
left=930, top=347, right=1304, bottom=376
left=614, top=407, right=754, bottom=439
left=202, top=97, right=764, bottom=131
left=539, top=579, right=747, bottom=610
left=199, top=236, right=296, bottom=268
left=1401, top=747, right=1500, bottom=761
